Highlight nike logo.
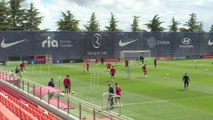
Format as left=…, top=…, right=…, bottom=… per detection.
left=208, top=39, right=213, bottom=46
left=1, top=39, right=27, bottom=48
left=119, top=39, right=138, bottom=47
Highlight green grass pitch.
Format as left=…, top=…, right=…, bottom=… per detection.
left=2, top=58, right=213, bottom=120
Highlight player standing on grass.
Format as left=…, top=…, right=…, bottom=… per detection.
left=110, top=66, right=116, bottom=81
left=125, top=59, right=129, bottom=68
left=48, top=78, right=55, bottom=98
left=106, top=62, right=111, bottom=72
left=183, top=73, right=190, bottom=90
left=142, top=64, right=147, bottom=78
left=108, top=83, right=114, bottom=109
left=63, top=75, right=71, bottom=94
left=86, top=62, right=90, bottom=72
left=115, top=83, right=121, bottom=105
left=154, top=58, right=157, bottom=67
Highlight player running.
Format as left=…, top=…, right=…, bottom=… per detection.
left=20, top=61, right=25, bottom=72
left=106, top=62, right=111, bottom=72
left=142, top=64, right=147, bottom=78
left=183, top=73, right=190, bottom=90
left=110, top=66, right=116, bottom=81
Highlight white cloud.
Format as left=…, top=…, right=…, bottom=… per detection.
left=22, top=0, right=213, bottom=32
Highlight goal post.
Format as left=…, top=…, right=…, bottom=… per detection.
left=120, top=50, right=151, bottom=61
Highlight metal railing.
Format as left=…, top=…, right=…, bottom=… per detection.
left=0, top=71, right=131, bottom=120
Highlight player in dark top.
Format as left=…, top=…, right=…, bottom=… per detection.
left=108, top=83, right=114, bottom=109
left=154, top=58, right=157, bottom=67
left=140, top=56, right=144, bottom=64
left=48, top=78, right=55, bottom=98
left=183, top=73, right=190, bottom=90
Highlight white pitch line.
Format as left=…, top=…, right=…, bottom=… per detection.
left=123, top=95, right=213, bottom=106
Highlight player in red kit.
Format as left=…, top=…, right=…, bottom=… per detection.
left=125, top=59, right=129, bottom=68
left=106, top=62, right=111, bottom=72
left=86, top=62, right=90, bottom=72
left=63, top=75, right=71, bottom=94
left=20, top=61, right=25, bottom=72
left=142, top=64, right=147, bottom=78
left=110, top=66, right=116, bottom=81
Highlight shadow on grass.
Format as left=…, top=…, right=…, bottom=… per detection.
left=177, top=89, right=186, bottom=91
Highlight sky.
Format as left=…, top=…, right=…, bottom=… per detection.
left=19, top=0, right=213, bottom=32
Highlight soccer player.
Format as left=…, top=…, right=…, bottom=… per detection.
left=86, top=62, right=90, bottom=72
left=106, top=62, right=111, bottom=72
left=125, top=59, right=129, bottom=68
left=48, top=78, right=55, bottom=98
left=19, top=61, right=25, bottom=72
left=154, top=58, right=157, bottom=67
left=115, top=83, right=121, bottom=106
left=63, top=75, right=71, bottom=94
left=183, top=73, right=190, bottom=90
left=110, top=66, right=116, bottom=81
left=142, top=64, right=147, bottom=78
left=15, top=66, right=22, bottom=79
left=140, top=56, right=144, bottom=64
left=108, top=83, right=114, bottom=109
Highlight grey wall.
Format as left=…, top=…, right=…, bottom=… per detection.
left=0, top=31, right=213, bottom=61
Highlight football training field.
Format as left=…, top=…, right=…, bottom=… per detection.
left=2, top=58, right=213, bottom=120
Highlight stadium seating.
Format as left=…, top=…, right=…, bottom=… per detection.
left=0, top=82, right=60, bottom=120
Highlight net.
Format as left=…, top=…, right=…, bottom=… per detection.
left=120, top=50, right=151, bottom=61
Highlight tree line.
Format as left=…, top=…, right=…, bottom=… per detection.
left=1, top=0, right=213, bottom=32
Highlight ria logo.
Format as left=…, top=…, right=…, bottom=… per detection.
left=42, top=36, right=58, bottom=48
left=92, top=33, right=101, bottom=49
left=181, top=38, right=191, bottom=45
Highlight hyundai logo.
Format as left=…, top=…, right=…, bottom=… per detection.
left=182, top=38, right=191, bottom=45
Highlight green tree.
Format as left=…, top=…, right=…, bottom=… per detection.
left=145, top=15, right=164, bottom=32
left=84, top=12, right=100, bottom=32
left=184, top=13, right=202, bottom=32
left=22, top=3, right=43, bottom=31
left=8, top=0, right=25, bottom=30
left=131, top=16, right=141, bottom=32
left=105, top=12, right=121, bottom=32
left=0, top=0, right=10, bottom=30
left=210, top=25, right=213, bottom=32
left=168, top=17, right=180, bottom=32
left=57, top=10, right=80, bottom=31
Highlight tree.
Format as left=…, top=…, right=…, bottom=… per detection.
left=84, top=12, right=100, bottom=32
left=168, top=17, right=180, bottom=32
left=22, top=3, right=43, bottom=31
left=131, top=16, right=141, bottom=32
left=57, top=10, right=80, bottom=31
left=184, top=13, right=203, bottom=32
left=8, top=0, right=25, bottom=30
left=145, top=15, right=164, bottom=32
left=0, top=0, right=10, bottom=30
left=105, top=12, right=121, bottom=32
left=210, top=25, right=213, bottom=32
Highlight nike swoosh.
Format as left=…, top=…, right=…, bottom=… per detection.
left=119, top=39, right=138, bottom=47
left=208, top=39, right=213, bottom=46
left=1, top=39, right=27, bottom=48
